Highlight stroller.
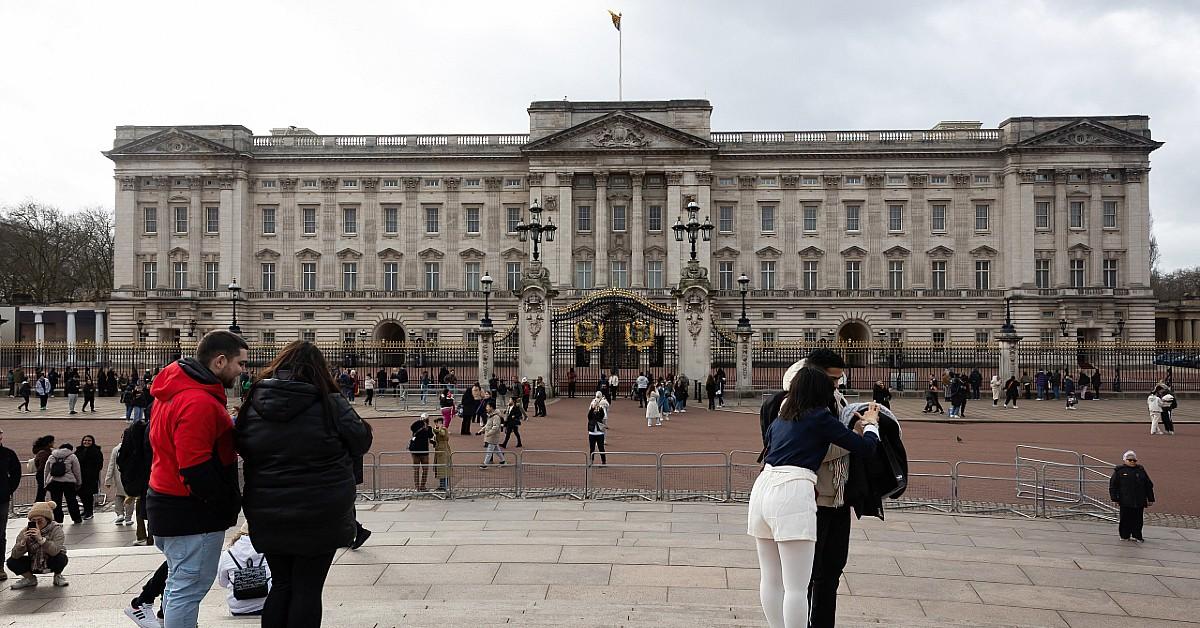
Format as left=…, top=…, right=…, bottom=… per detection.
left=1065, top=392, right=1078, bottom=410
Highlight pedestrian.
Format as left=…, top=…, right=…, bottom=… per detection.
left=1110, top=451, right=1154, bottom=542
left=16, top=377, right=30, bottom=413
left=48, top=368, right=59, bottom=398
left=474, top=389, right=492, bottom=426
left=608, top=370, right=620, bottom=402
left=31, top=435, right=54, bottom=503
left=439, top=388, right=456, bottom=433
left=1160, top=392, right=1177, bottom=435
left=1148, top=390, right=1165, bottom=434
left=533, top=376, right=548, bottom=417
left=35, top=372, right=50, bottom=411
left=1035, top=369, right=1048, bottom=401
left=460, top=384, right=479, bottom=436
left=147, top=331, right=248, bottom=628
left=75, top=435, right=103, bottom=521
left=1020, top=371, right=1031, bottom=400
left=65, top=374, right=80, bottom=415
left=1078, top=371, right=1091, bottom=401
left=715, top=371, right=726, bottom=408
left=215, top=523, right=272, bottom=617
left=363, top=374, right=375, bottom=407
left=103, top=442, right=135, bottom=526
left=657, top=378, right=673, bottom=421
left=706, top=374, right=718, bottom=410
left=236, top=340, right=373, bottom=628
left=968, top=368, right=982, bottom=400
left=923, top=378, right=943, bottom=414
left=501, top=395, right=524, bottom=448
left=990, top=375, right=1002, bottom=406
left=646, top=388, right=662, bottom=427
left=520, top=377, right=531, bottom=412
left=567, top=367, right=577, bottom=398
left=1050, top=369, right=1062, bottom=400
left=82, top=377, right=96, bottom=413
left=44, top=443, right=83, bottom=524
left=419, top=371, right=430, bottom=404
left=1113, top=366, right=1123, bottom=393
left=946, top=375, right=961, bottom=418
left=1003, top=376, right=1020, bottom=408
left=432, top=415, right=452, bottom=492
left=408, top=414, right=433, bottom=491
left=1092, top=369, right=1103, bottom=400
left=477, top=398, right=506, bottom=469
left=496, top=378, right=509, bottom=406
left=0, top=427, right=22, bottom=583
left=587, top=397, right=608, bottom=465
left=871, top=380, right=891, bottom=409
left=748, top=365, right=881, bottom=628
left=6, top=500, right=70, bottom=589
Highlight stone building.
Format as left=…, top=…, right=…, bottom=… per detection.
left=104, top=99, right=1160, bottom=352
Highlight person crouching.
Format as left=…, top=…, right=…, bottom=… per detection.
left=7, top=501, right=69, bottom=589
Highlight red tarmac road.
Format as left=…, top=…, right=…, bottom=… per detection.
left=3, top=396, right=1194, bottom=515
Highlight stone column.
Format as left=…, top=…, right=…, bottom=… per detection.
left=34, top=309, right=44, bottom=367
left=518, top=261, right=555, bottom=388
left=696, top=171, right=713, bottom=281
left=279, top=178, right=298, bottom=290
left=666, top=171, right=684, bottom=288
left=1011, top=170, right=1038, bottom=288
left=1124, top=167, right=1150, bottom=288
left=1167, top=316, right=1177, bottom=343
left=66, top=310, right=77, bottom=364
left=1088, top=169, right=1105, bottom=286
left=115, top=176, right=139, bottom=289
left=676, top=274, right=712, bottom=388
left=443, top=177, right=461, bottom=289
left=95, top=310, right=106, bottom=366
left=404, top=177, right=422, bottom=286
left=555, top=173, right=575, bottom=290
left=1053, top=170, right=1070, bottom=287
left=362, top=177, right=381, bottom=289
left=1185, top=318, right=1194, bottom=344
left=188, top=176, right=204, bottom=287
left=630, top=171, right=646, bottom=288
left=477, top=325, right=496, bottom=387
left=595, top=173, right=610, bottom=286
left=319, top=177, right=339, bottom=289
left=735, top=326, right=754, bottom=394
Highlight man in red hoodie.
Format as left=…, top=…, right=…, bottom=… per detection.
left=147, top=330, right=247, bottom=628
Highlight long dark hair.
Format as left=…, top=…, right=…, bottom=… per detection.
left=33, top=435, right=54, bottom=454
left=256, top=341, right=339, bottom=397
left=779, top=365, right=836, bottom=421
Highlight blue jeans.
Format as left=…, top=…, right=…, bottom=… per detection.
left=130, top=406, right=144, bottom=422
left=155, top=531, right=224, bottom=628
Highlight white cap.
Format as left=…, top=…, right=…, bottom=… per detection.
left=1123, top=450, right=1137, bottom=461
left=782, top=359, right=807, bottom=390
left=420, top=412, right=428, bottom=420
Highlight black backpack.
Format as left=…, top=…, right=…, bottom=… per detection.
left=118, top=417, right=153, bottom=496
left=49, top=456, right=68, bottom=478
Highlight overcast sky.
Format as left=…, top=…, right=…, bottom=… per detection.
left=2, top=0, right=1196, bottom=269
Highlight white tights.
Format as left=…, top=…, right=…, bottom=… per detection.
left=755, top=537, right=816, bottom=628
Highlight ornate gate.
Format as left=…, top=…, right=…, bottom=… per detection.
left=552, top=289, right=678, bottom=391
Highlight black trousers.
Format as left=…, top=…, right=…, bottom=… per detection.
left=534, top=398, right=547, bottom=416
left=262, top=551, right=336, bottom=628
left=47, top=482, right=82, bottom=523
left=82, top=395, right=95, bottom=411
left=924, top=396, right=943, bottom=412
left=971, top=384, right=980, bottom=399
left=501, top=425, right=522, bottom=447
left=1118, top=506, right=1145, bottom=540
left=80, top=479, right=99, bottom=518
left=136, top=561, right=169, bottom=605
left=567, top=383, right=576, bottom=398
left=1163, top=410, right=1175, bottom=433
left=8, top=552, right=68, bottom=575
left=588, top=434, right=607, bottom=464
left=808, top=505, right=852, bottom=628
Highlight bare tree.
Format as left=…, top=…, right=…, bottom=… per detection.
left=0, top=201, right=115, bottom=304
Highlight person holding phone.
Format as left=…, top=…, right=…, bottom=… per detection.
left=7, top=501, right=69, bottom=589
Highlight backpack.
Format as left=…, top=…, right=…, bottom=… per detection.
left=118, top=417, right=153, bottom=496
left=49, top=455, right=68, bottom=479
left=226, top=551, right=270, bottom=600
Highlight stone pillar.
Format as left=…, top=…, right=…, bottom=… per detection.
left=696, top=171, right=713, bottom=281
left=279, top=178, right=298, bottom=290
left=631, top=172, right=645, bottom=288
left=115, top=176, right=139, bottom=289
left=1167, top=316, right=1177, bottom=343
left=554, top=173, right=575, bottom=291
left=735, top=326, right=754, bottom=394
left=665, top=171, right=684, bottom=289
left=595, top=173, right=610, bottom=286
left=95, top=310, right=106, bottom=366
left=1185, top=318, right=1194, bottom=344
left=477, top=325, right=496, bottom=387
left=188, top=176, right=204, bottom=287
left=997, top=333, right=1022, bottom=383
left=66, top=310, right=77, bottom=364
left=1053, top=169, right=1070, bottom=288
left=675, top=270, right=712, bottom=388
left=34, top=309, right=44, bottom=368
left=518, top=261, right=555, bottom=388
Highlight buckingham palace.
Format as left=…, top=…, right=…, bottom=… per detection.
left=104, top=99, right=1160, bottom=355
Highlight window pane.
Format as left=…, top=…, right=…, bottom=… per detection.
left=974, top=204, right=989, bottom=231
left=646, top=260, right=664, bottom=289
left=761, top=206, right=775, bottom=233
left=612, top=205, right=627, bottom=231
left=648, top=206, right=662, bottom=231
left=1069, top=202, right=1085, bottom=228
left=975, top=261, right=990, bottom=289
left=205, top=262, right=220, bottom=291
left=174, top=207, right=188, bottom=233
left=343, top=207, right=357, bottom=234
left=144, top=207, right=157, bottom=233
left=424, top=262, right=440, bottom=291
left=803, top=206, right=818, bottom=232
left=718, top=262, right=733, bottom=291
left=507, top=262, right=522, bottom=291
left=576, top=205, right=592, bottom=231
left=302, top=262, right=317, bottom=291
left=719, top=206, right=734, bottom=232
left=846, top=205, right=860, bottom=231
left=888, top=205, right=903, bottom=232
left=931, top=204, right=946, bottom=232
left=760, top=261, right=776, bottom=290
left=342, top=263, right=357, bottom=291
left=1103, top=200, right=1118, bottom=228
left=303, top=207, right=317, bottom=234
left=845, top=261, right=861, bottom=290
left=1035, top=201, right=1051, bottom=229
left=507, top=207, right=521, bottom=233
left=384, top=207, right=399, bottom=233
left=575, top=261, right=593, bottom=289
left=931, top=261, right=946, bottom=290
left=425, top=207, right=439, bottom=233
left=262, top=207, right=276, bottom=234
left=888, top=260, right=904, bottom=290
left=802, top=261, right=818, bottom=290
left=610, top=261, right=628, bottom=288
left=464, top=262, right=480, bottom=291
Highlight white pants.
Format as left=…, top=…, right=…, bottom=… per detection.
left=1150, top=411, right=1164, bottom=434
left=68, top=394, right=78, bottom=412
left=755, top=537, right=816, bottom=628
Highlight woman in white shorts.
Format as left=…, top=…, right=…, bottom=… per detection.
left=749, top=365, right=881, bottom=628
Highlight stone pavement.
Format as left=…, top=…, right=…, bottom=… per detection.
left=4, top=499, right=1200, bottom=627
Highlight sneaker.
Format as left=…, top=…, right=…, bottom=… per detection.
left=114, top=515, right=125, bottom=524
left=10, top=575, right=37, bottom=589
left=132, top=539, right=150, bottom=546
left=83, top=515, right=93, bottom=521
left=53, top=573, right=69, bottom=587
left=350, top=527, right=372, bottom=550
left=1135, top=538, right=1145, bottom=543
left=479, top=465, right=488, bottom=470
left=125, top=519, right=135, bottom=526
left=124, top=601, right=160, bottom=628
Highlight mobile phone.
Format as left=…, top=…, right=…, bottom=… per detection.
left=27, top=521, right=37, bottom=529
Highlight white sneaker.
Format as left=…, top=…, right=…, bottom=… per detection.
left=124, top=601, right=160, bottom=628
left=114, top=515, right=125, bottom=524
left=125, top=519, right=135, bottom=526
left=10, top=575, right=37, bottom=589
left=53, top=573, right=69, bottom=587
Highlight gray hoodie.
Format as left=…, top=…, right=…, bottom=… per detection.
left=44, top=447, right=82, bottom=487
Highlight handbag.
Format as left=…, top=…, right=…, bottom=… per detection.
left=227, top=551, right=270, bottom=600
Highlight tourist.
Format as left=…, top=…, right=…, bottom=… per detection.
left=123, top=561, right=167, bottom=626
left=6, top=500, right=70, bottom=589
left=946, top=374, right=961, bottom=418
left=1050, top=369, right=1062, bottom=400
left=236, top=340, right=372, bottom=628
left=475, top=389, right=493, bottom=426
left=1160, top=389, right=1177, bottom=435
left=1113, top=366, right=1123, bottom=393
left=1035, top=369, right=1048, bottom=400
left=871, top=380, right=891, bottom=409
left=587, top=397, right=608, bottom=465
left=501, top=396, right=524, bottom=448
left=1078, top=371, right=1091, bottom=400
left=646, top=387, right=662, bottom=427
left=923, top=378, right=943, bottom=414
left=954, top=374, right=970, bottom=418
left=990, top=375, right=1002, bottom=406
left=596, top=374, right=610, bottom=402
left=1021, top=370, right=1033, bottom=400
left=65, top=373, right=80, bottom=415
left=533, top=376, right=548, bottom=417
left=1092, top=369, right=1103, bottom=400
left=117, top=415, right=153, bottom=545
left=520, top=377, right=531, bottom=412
left=337, top=369, right=354, bottom=403
left=1147, top=389, right=1165, bottom=434
left=460, top=384, right=480, bottom=435
left=1109, top=451, right=1154, bottom=542
left=715, top=371, right=726, bottom=408
left=31, top=436, right=54, bottom=503
left=567, top=367, right=577, bottom=398
left=16, top=377, right=30, bottom=413
left=147, top=330, right=247, bottom=628
left=35, top=372, right=50, bottom=411
left=1003, top=376, right=1020, bottom=409
left=0, top=428, right=21, bottom=582
left=75, top=435, right=104, bottom=521
left=968, top=368, right=982, bottom=400
left=363, top=373, right=375, bottom=407
left=657, top=378, right=673, bottom=421
left=674, top=373, right=690, bottom=413
left=438, top=388, right=456, bottom=433
left=81, top=376, right=96, bottom=412
left=409, top=414, right=433, bottom=491
left=103, top=442, right=135, bottom=526
left=44, top=443, right=83, bottom=524
left=749, top=365, right=880, bottom=628
left=432, top=415, right=452, bottom=492
left=419, top=370, right=430, bottom=403
left=477, top=398, right=505, bottom=469
left=497, top=378, right=509, bottom=406
left=608, top=370, right=620, bottom=401
left=216, top=523, right=272, bottom=616
left=636, top=371, right=649, bottom=408
left=706, top=374, right=718, bottom=410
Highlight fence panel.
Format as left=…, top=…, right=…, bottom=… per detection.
left=9, top=473, right=38, bottom=515
left=890, top=460, right=954, bottom=513
left=953, top=461, right=1039, bottom=518
left=450, top=450, right=519, bottom=498
left=376, top=451, right=446, bottom=500
left=518, top=450, right=587, bottom=500
left=659, top=452, right=729, bottom=502
left=1015, top=445, right=1082, bottom=504
left=585, top=451, right=659, bottom=501
left=728, top=451, right=761, bottom=502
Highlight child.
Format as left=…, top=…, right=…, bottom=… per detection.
left=1066, top=391, right=1078, bottom=411
left=216, top=523, right=271, bottom=616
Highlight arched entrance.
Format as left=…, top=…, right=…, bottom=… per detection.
left=373, top=321, right=407, bottom=368
left=374, top=321, right=406, bottom=342
left=837, top=321, right=871, bottom=370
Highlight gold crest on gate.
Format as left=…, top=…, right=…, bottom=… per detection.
left=575, top=320, right=605, bottom=350
left=625, top=320, right=655, bottom=350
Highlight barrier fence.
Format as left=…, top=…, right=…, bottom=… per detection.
left=8, top=447, right=1157, bottom=526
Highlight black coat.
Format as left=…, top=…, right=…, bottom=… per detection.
left=236, top=379, right=373, bottom=555
left=0, top=445, right=20, bottom=500
left=76, top=444, right=104, bottom=488
left=1110, top=464, right=1155, bottom=508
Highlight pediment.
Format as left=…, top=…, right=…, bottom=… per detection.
left=926, top=245, right=955, bottom=258
left=106, top=127, right=242, bottom=157
left=501, top=247, right=525, bottom=260
left=798, top=246, right=825, bottom=258
left=522, top=111, right=718, bottom=154
left=376, top=247, right=402, bottom=259
left=644, top=245, right=666, bottom=257
left=336, top=248, right=363, bottom=260
left=755, top=246, right=782, bottom=258
left=254, top=248, right=280, bottom=261
left=840, top=246, right=868, bottom=258
left=168, top=247, right=189, bottom=260
left=969, top=245, right=999, bottom=257
left=459, top=247, right=485, bottom=260
left=295, top=247, right=322, bottom=259
left=883, top=245, right=911, bottom=258
left=572, top=245, right=595, bottom=258
left=1017, top=119, right=1162, bottom=151
left=712, top=246, right=740, bottom=259
left=417, top=248, right=444, bottom=260
left=1068, top=243, right=1092, bottom=253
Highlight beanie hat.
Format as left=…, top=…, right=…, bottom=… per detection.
left=1123, top=450, right=1137, bottom=461
left=28, top=501, right=55, bottom=521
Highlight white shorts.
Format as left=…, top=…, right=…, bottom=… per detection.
left=747, top=464, right=818, bottom=542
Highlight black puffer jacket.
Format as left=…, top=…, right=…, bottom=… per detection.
left=236, top=379, right=373, bottom=554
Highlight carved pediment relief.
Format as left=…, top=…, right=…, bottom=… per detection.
left=969, top=245, right=999, bottom=258
left=798, top=246, right=825, bottom=259
left=254, top=248, right=281, bottom=261
left=459, top=247, right=485, bottom=260
left=572, top=245, right=595, bottom=258
left=1068, top=243, right=1092, bottom=253
left=840, top=246, right=868, bottom=258
left=416, top=248, right=444, bottom=260
left=926, top=245, right=955, bottom=258
left=168, top=247, right=189, bottom=260
left=712, top=246, right=740, bottom=259
left=500, top=247, right=525, bottom=260
left=105, top=127, right=242, bottom=156
left=376, top=247, right=402, bottom=260
left=521, top=111, right=718, bottom=153
left=755, top=246, right=783, bottom=259
left=168, top=195, right=189, bottom=203
left=644, top=245, right=666, bottom=258
left=295, top=248, right=322, bottom=260
left=1017, top=119, right=1162, bottom=150
left=337, top=248, right=364, bottom=260
left=883, top=245, right=911, bottom=258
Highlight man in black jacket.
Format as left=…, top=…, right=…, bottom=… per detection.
left=0, top=428, right=22, bottom=582
left=1110, top=450, right=1155, bottom=542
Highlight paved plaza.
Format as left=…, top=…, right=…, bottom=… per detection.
left=4, top=499, right=1200, bottom=627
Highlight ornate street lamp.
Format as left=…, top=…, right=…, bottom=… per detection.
left=736, top=273, right=751, bottom=330
left=187, top=319, right=197, bottom=338
left=228, top=278, right=242, bottom=335
left=1058, top=317, right=1070, bottom=338
left=671, top=201, right=714, bottom=261
left=480, top=271, right=494, bottom=328
left=1112, top=316, right=1126, bottom=338
left=1000, top=296, right=1017, bottom=336
left=514, top=199, right=557, bottom=261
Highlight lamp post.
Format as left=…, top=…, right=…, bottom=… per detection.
left=358, top=328, right=368, bottom=371
left=480, top=271, right=494, bottom=328
left=671, top=201, right=714, bottom=262
left=514, top=199, right=556, bottom=262
left=736, top=273, right=751, bottom=330
left=187, top=319, right=197, bottom=338
left=1000, top=296, right=1017, bottom=336
left=1112, top=316, right=1125, bottom=338
left=136, top=319, right=148, bottom=375
left=228, top=278, right=242, bottom=335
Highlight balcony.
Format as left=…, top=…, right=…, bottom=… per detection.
left=709, top=129, right=1003, bottom=152
left=249, top=134, right=530, bottom=156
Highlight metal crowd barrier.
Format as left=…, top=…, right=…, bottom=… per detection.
left=660, top=452, right=729, bottom=502
left=519, top=449, right=587, bottom=500
left=954, top=461, right=1040, bottom=518
left=890, top=460, right=954, bottom=513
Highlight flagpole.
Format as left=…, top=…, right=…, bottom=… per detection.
left=618, top=26, right=623, bottom=100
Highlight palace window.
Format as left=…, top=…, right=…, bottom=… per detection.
left=647, top=205, right=662, bottom=232
left=1035, top=201, right=1052, bottom=230
left=844, top=175, right=862, bottom=185
left=384, top=207, right=399, bottom=234
left=576, top=205, right=592, bottom=232
left=342, top=262, right=358, bottom=291
left=173, top=262, right=188, bottom=289
left=1069, top=201, right=1086, bottom=229
left=845, top=205, right=861, bottom=232
left=1103, top=200, right=1118, bottom=228
left=974, top=204, right=990, bottom=231
left=974, top=175, right=991, bottom=184
left=262, top=207, right=276, bottom=235
left=760, top=261, right=776, bottom=290
left=463, top=178, right=479, bottom=188
left=261, top=179, right=276, bottom=189
left=423, top=262, right=439, bottom=291
left=342, top=179, right=357, bottom=189
left=465, top=207, right=480, bottom=234
left=507, top=262, right=522, bottom=291
left=1035, top=259, right=1051, bottom=289
left=507, top=207, right=521, bottom=233
left=611, top=261, right=629, bottom=289
left=144, top=207, right=157, bottom=234
left=930, top=204, right=946, bottom=232
left=931, top=261, right=947, bottom=290
left=803, top=205, right=818, bottom=232
left=930, top=175, right=947, bottom=184
left=802, top=260, right=818, bottom=290
left=719, top=205, right=734, bottom=233
left=1103, top=259, right=1119, bottom=288
left=302, top=179, right=318, bottom=188
left=1070, top=259, right=1085, bottom=288
left=646, top=260, right=664, bottom=289
left=261, top=263, right=276, bottom=291
left=888, top=204, right=903, bottom=232
left=302, top=207, right=317, bottom=235
left=204, top=262, right=220, bottom=291
left=612, top=205, right=627, bottom=232
left=423, top=178, right=440, bottom=188
left=205, top=207, right=219, bottom=234
left=173, top=207, right=188, bottom=234
left=975, top=260, right=991, bottom=290
left=575, top=261, right=594, bottom=289
left=464, top=262, right=480, bottom=291
left=383, top=179, right=400, bottom=188
left=425, top=206, right=440, bottom=234
left=801, top=175, right=819, bottom=186
left=760, top=205, right=776, bottom=233
left=845, top=260, right=861, bottom=290
left=301, top=262, right=317, bottom=291
left=888, top=260, right=904, bottom=290
left=342, top=207, right=357, bottom=234
left=383, top=262, right=398, bottom=291
left=718, top=261, right=734, bottom=291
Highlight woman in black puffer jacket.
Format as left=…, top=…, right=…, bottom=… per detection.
left=236, top=341, right=373, bottom=628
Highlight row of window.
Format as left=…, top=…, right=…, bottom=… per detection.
left=259, top=178, right=526, bottom=190
left=143, top=260, right=534, bottom=292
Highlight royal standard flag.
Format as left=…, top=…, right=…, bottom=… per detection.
left=608, top=10, right=621, bottom=31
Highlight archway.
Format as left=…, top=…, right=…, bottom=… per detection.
left=373, top=321, right=407, bottom=368
left=374, top=321, right=406, bottom=342
left=837, top=321, right=870, bottom=344
left=837, top=321, right=871, bottom=372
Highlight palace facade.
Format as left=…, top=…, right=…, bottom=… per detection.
left=105, top=99, right=1160, bottom=346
